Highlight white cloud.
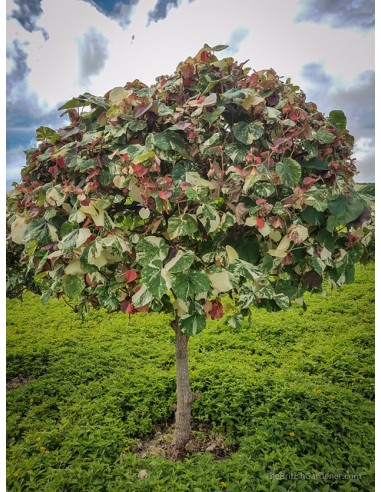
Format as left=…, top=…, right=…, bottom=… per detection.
left=8, top=0, right=374, bottom=106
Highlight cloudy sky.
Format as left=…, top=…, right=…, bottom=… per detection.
left=6, top=0, right=375, bottom=188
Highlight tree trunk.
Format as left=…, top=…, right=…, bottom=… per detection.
left=172, top=317, right=193, bottom=452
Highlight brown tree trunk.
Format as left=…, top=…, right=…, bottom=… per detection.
left=172, top=317, right=193, bottom=452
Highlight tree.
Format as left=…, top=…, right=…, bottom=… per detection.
left=6, top=44, right=373, bottom=455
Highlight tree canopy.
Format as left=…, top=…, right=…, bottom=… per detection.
left=7, top=44, right=374, bottom=334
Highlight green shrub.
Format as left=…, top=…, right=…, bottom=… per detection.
left=7, top=263, right=374, bottom=491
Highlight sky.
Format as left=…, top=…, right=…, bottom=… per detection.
left=5, top=0, right=375, bottom=188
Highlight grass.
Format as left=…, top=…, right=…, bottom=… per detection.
left=6, top=263, right=374, bottom=491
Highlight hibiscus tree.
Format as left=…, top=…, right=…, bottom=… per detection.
left=7, top=45, right=373, bottom=454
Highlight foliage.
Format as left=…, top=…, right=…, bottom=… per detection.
left=6, top=264, right=374, bottom=491
left=6, top=44, right=374, bottom=334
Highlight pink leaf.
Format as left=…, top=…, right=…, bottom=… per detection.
left=210, top=299, right=224, bottom=320
left=48, top=165, right=58, bottom=175
left=56, top=156, right=65, bottom=169
left=125, top=270, right=139, bottom=283
left=256, top=217, right=265, bottom=229
left=158, top=190, right=172, bottom=200
left=120, top=299, right=136, bottom=314
left=303, top=177, right=315, bottom=187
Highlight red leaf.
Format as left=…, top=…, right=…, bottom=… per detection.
left=256, top=217, right=265, bottom=229
left=302, top=177, right=315, bottom=187
left=158, top=190, right=172, bottom=200
left=134, top=102, right=153, bottom=118
left=80, top=197, right=91, bottom=206
left=131, top=163, right=149, bottom=177
left=210, top=299, right=224, bottom=320
left=125, top=270, right=139, bottom=283
left=85, top=169, right=100, bottom=182
left=282, top=254, right=294, bottom=265
left=136, top=304, right=149, bottom=313
left=200, top=50, right=209, bottom=62
left=56, top=156, right=65, bottom=169
left=120, top=299, right=136, bottom=315
left=203, top=299, right=224, bottom=320
left=48, top=165, right=58, bottom=175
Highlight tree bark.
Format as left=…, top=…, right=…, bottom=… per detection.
left=172, top=317, right=193, bottom=452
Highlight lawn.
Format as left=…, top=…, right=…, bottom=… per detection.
left=6, top=263, right=374, bottom=491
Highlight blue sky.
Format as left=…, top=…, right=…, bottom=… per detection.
left=6, top=0, right=375, bottom=188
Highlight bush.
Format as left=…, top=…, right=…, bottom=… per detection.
left=7, top=263, right=374, bottom=491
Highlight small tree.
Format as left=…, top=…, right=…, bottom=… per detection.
left=7, top=45, right=373, bottom=455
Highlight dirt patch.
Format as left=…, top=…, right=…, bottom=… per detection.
left=6, top=374, right=33, bottom=391
left=128, top=421, right=237, bottom=461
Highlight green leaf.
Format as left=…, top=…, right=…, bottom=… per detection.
left=233, top=121, right=264, bottom=145
left=196, top=204, right=220, bottom=233
left=135, top=236, right=170, bottom=266
left=80, top=244, right=99, bottom=273
left=273, top=293, right=290, bottom=309
left=128, top=120, right=147, bottom=132
left=75, top=159, right=96, bottom=172
left=235, top=237, right=260, bottom=264
left=317, top=229, right=337, bottom=251
left=305, top=190, right=329, bottom=212
left=314, top=128, right=335, bottom=143
left=203, top=106, right=225, bottom=126
left=164, top=251, right=195, bottom=273
left=24, top=219, right=51, bottom=244
left=141, top=259, right=170, bottom=298
left=276, top=158, right=301, bottom=188
left=131, top=284, right=154, bottom=307
left=36, top=126, right=60, bottom=144
left=328, top=195, right=364, bottom=225
left=172, top=161, right=197, bottom=183
left=301, top=158, right=329, bottom=170
left=253, top=182, right=276, bottom=198
left=125, top=144, right=146, bottom=159
left=179, top=302, right=206, bottom=336
left=157, top=101, right=174, bottom=116
left=328, top=110, right=347, bottom=131
left=212, top=44, right=229, bottom=51
left=228, top=259, right=262, bottom=281
left=228, top=312, right=244, bottom=329
left=152, top=131, right=186, bottom=152
left=58, top=98, right=92, bottom=110
left=200, top=133, right=221, bottom=154
left=167, top=214, right=198, bottom=239
left=221, top=88, right=246, bottom=102
left=62, top=275, right=84, bottom=299
left=96, top=287, right=120, bottom=311
left=58, top=230, right=79, bottom=253
left=225, top=142, right=250, bottom=164
left=300, top=206, right=325, bottom=226
left=58, top=93, right=108, bottom=111
left=263, top=107, right=281, bottom=121
left=312, top=255, right=326, bottom=275
left=220, top=212, right=236, bottom=231
left=171, top=271, right=210, bottom=300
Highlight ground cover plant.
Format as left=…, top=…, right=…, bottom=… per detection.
left=6, top=44, right=374, bottom=454
left=6, top=262, right=374, bottom=491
